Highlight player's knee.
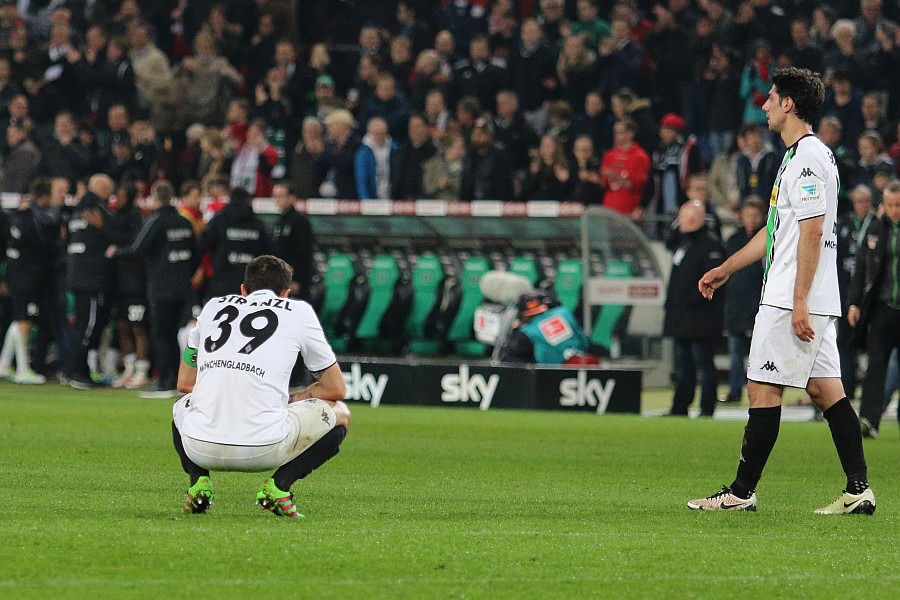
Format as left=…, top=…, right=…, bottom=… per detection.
left=333, top=400, right=351, bottom=431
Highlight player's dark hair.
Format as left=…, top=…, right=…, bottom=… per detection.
left=771, top=67, right=824, bottom=125
left=244, top=255, right=293, bottom=294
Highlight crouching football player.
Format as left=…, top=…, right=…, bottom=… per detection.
left=172, top=255, right=350, bottom=517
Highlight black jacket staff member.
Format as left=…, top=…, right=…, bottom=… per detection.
left=847, top=180, right=900, bottom=438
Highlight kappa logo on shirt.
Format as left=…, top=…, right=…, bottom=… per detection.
left=799, top=168, right=816, bottom=178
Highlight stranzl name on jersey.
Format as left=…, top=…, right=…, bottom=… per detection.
left=215, top=294, right=293, bottom=311
left=198, top=359, right=266, bottom=378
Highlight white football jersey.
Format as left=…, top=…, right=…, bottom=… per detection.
left=761, top=134, right=841, bottom=316
left=182, top=290, right=337, bottom=445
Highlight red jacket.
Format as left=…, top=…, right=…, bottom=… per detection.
left=599, top=143, right=651, bottom=215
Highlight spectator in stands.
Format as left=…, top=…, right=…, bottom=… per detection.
left=388, top=36, right=415, bottom=96
left=860, top=92, right=893, bottom=143
left=853, top=130, right=894, bottom=189
left=397, top=1, right=433, bottom=54
left=0, top=94, right=31, bottom=153
left=230, top=119, right=280, bottom=198
left=599, top=118, right=651, bottom=221
left=816, top=116, right=857, bottom=209
left=0, top=123, right=40, bottom=193
left=174, top=31, right=243, bottom=126
left=451, top=34, right=508, bottom=113
left=271, top=181, right=315, bottom=301
left=422, top=132, right=466, bottom=201
left=735, top=122, right=779, bottom=200
left=820, top=70, right=864, bottom=147
left=570, top=134, right=603, bottom=204
left=523, top=133, right=572, bottom=201
left=508, top=18, right=556, bottom=135
left=823, top=19, right=868, bottom=85
left=38, top=22, right=82, bottom=114
left=269, top=40, right=306, bottom=124
left=423, top=88, right=451, bottom=139
left=244, top=13, right=278, bottom=93
left=786, top=16, right=825, bottom=74
left=461, top=114, right=514, bottom=200
left=319, top=109, right=361, bottom=199
left=38, top=110, right=89, bottom=189
left=836, top=184, right=875, bottom=402
left=704, top=46, right=743, bottom=159
left=708, top=133, right=742, bottom=218
left=645, top=5, right=692, bottom=118
left=664, top=200, right=726, bottom=417
left=357, top=73, right=411, bottom=143
left=810, top=4, right=837, bottom=51
left=128, top=23, right=173, bottom=119
left=556, top=33, right=596, bottom=111
left=595, top=17, right=644, bottom=102
left=611, top=88, right=657, bottom=156
left=544, top=99, right=576, bottom=155
left=721, top=197, right=766, bottom=404
left=854, top=0, right=897, bottom=54
left=197, top=129, right=231, bottom=190
left=572, top=89, right=615, bottom=155
left=347, top=55, right=382, bottom=114
left=355, top=116, right=396, bottom=200
left=433, top=29, right=460, bottom=84
left=96, top=104, right=130, bottom=162
left=0, top=56, right=23, bottom=120
left=409, top=50, right=445, bottom=111
left=454, top=95, right=482, bottom=142
left=392, top=113, right=437, bottom=199
left=493, top=89, right=538, bottom=177
left=537, top=0, right=567, bottom=50
left=290, top=117, right=325, bottom=199
left=740, top=38, right=777, bottom=127
left=198, top=3, right=243, bottom=69
left=652, top=113, right=704, bottom=222
left=200, top=186, right=270, bottom=300
left=571, top=0, right=611, bottom=49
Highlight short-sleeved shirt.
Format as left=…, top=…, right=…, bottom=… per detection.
left=182, top=290, right=337, bottom=446
left=761, top=134, right=841, bottom=316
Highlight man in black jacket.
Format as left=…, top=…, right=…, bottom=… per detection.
left=460, top=115, right=513, bottom=201
left=664, top=200, right=726, bottom=416
left=65, top=174, right=127, bottom=389
left=0, top=179, right=58, bottom=384
left=848, top=181, right=900, bottom=439
left=271, top=182, right=314, bottom=301
left=199, top=187, right=271, bottom=299
left=108, top=181, right=198, bottom=398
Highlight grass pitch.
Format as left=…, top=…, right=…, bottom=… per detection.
left=0, top=384, right=898, bottom=599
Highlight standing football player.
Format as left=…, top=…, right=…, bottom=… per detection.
left=690, top=68, right=874, bottom=515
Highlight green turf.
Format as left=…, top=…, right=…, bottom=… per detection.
left=1, top=384, right=898, bottom=599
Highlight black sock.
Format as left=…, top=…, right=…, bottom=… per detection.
left=171, top=421, right=209, bottom=486
left=731, top=406, right=781, bottom=499
left=823, top=398, right=869, bottom=494
left=273, top=425, right=346, bottom=491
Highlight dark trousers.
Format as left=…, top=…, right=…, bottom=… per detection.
left=150, top=299, right=188, bottom=390
left=68, top=290, right=111, bottom=380
left=859, top=302, right=900, bottom=429
left=671, top=337, right=718, bottom=416
left=837, top=316, right=859, bottom=399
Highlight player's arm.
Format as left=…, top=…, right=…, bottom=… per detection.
left=177, top=345, right=198, bottom=393
left=698, top=226, right=767, bottom=299
left=792, top=215, right=823, bottom=342
left=289, top=362, right=346, bottom=403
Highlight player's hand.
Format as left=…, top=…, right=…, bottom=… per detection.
left=792, top=300, right=815, bottom=342
left=847, top=305, right=860, bottom=328
left=105, top=245, right=117, bottom=258
left=698, top=266, right=729, bottom=300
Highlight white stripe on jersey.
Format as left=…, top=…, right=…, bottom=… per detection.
left=761, top=134, right=841, bottom=316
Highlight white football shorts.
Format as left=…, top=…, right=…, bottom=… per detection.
left=173, top=396, right=336, bottom=472
left=746, top=305, right=841, bottom=388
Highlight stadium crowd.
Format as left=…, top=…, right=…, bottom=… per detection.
left=0, top=0, right=897, bottom=398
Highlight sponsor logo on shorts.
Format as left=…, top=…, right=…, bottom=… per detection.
left=760, top=361, right=779, bottom=372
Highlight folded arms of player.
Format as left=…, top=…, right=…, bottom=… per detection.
left=288, top=363, right=346, bottom=403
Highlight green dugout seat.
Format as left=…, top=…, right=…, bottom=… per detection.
left=591, top=259, right=631, bottom=351
left=554, top=258, right=583, bottom=313
left=355, top=254, right=400, bottom=340
left=405, top=253, right=444, bottom=355
left=449, top=255, right=490, bottom=356
left=509, top=255, right=539, bottom=286
left=320, top=253, right=355, bottom=343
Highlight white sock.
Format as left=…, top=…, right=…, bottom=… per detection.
left=0, top=323, right=16, bottom=370
left=13, top=326, right=29, bottom=376
left=122, top=353, right=137, bottom=378
left=134, top=359, right=150, bottom=379
left=102, top=347, right=120, bottom=377
left=87, top=349, right=98, bottom=374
